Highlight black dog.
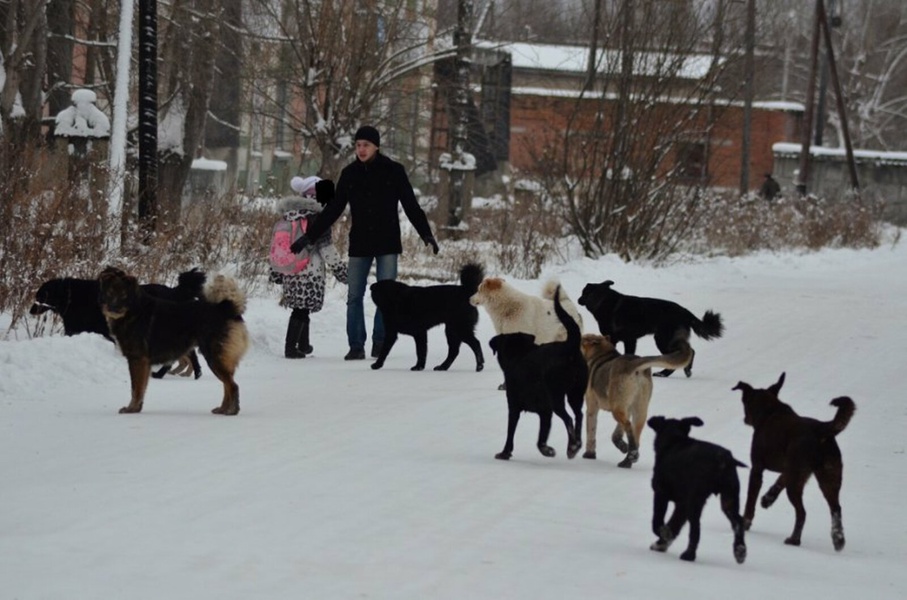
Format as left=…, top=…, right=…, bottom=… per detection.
left=98, top=267, right=249, bottom=415
left=489, top=287, right=587, bottom=460
left=733, top=373, right=855, bottom=550
left=647, top=416, right=747, bottom=563
left=578, top=280, right=723, bottom=377
left=30, top=269, right=207, bottom=378
left=369, top=263, right=485, bottom=372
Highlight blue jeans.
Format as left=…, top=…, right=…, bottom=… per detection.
left=346, top=255, right=398, bottom=350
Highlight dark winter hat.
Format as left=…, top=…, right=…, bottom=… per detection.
left=354, top=125, right=380, bottom=147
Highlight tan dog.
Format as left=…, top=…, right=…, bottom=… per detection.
left=580, top=333, right=692, bottom=467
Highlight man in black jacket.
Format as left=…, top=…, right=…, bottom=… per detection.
left=291, top=125, right=439, bottom=360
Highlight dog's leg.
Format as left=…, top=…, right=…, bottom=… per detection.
left=783, top=475, right=809, bottom=546
left=205, top=355, right=240, bottom=416
left=462, top=334, right=484, bottom=372
left=684, top=348, right=696, bottom=378
left=121, top=357, right=151, bottom=413
left=536, top=410, right=556, bottom=457
left=650, top=492, right=672, bottom=552
left=761, top=474, right=786, bottom=508
left=622, top=338, right=638, bottom=356
left=743, top=466, right=764, bottom=529
left=721, top=490, right=748, bottom=564
left=370, top=330, right=398, bottom=370
left=652, top=331, right=677, bottom=378
left=618, top=427, right=640, bottom=468
left=567, top=389, right=583, bottom=456
left=552, top=404, right=579, bottom=459
left=583, top=398, right=598, bottom=459
left=816, top=466, right=845, bottom=551
left=434, top=328, right=460, bottom=371
left=188, top=351, right=202, bottom=379
left=610, top=422, right=628, bottom=453
left=496, top=406, right=520, bottom=460
left=151, top=363, right=172, bottom=379
left=680, top=505, right=704, bottom=561
left=411, top=331, right=428, bottom=371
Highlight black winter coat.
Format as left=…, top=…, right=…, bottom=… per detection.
left=304, top=153, right=434, bottom=257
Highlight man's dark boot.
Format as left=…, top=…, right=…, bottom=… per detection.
left=297, top=313, right=313, bottom=356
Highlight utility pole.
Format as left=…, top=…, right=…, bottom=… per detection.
left=739, top=0, right=755, bottom=196
left=795, top=0, right=822, bottom=196
left=138, top=0, right=158, bottom=239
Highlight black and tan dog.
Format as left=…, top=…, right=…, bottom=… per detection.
left=98, top=266, right=249, bottom=416
left=648, top=416, right=747, bottom=564
left=733, top=373, right=855, bottom=550
left=31, top=270, right=206, bottom=379
left=578, top=280, right=723, bottom=377
left=580, top=332, right=692, bottom=467
left=369, top=263, right=485, bottom=372
left=489, top=287, right=587, bottom=460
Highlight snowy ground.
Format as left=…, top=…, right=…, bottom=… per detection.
left=2, top=239, right=906, bottom=599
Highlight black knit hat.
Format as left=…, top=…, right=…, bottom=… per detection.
left=354, top=125, right=380, bottom=147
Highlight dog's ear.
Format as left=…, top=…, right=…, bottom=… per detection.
left=682, top=416, right=704, bottom=428
left=732, top=381, right=751, bottom=392
left=647, top=416, right=665, bottom=431
left=603, top=280, right=614, bottom=288
left=769, top=372, right=786, bottom=395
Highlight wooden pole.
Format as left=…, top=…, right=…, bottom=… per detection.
left=795, top=0, right=822, bottom=196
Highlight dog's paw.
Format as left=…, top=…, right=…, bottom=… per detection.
left=567, top=441, right=581, bottom=459
left=494, top=451, right=512, bottom=460
left=193, top=370, right=202, bottom=380
left=410, top=364, right=425, bottom=371
left=783, top=536, right=801, bottom=546
left=582, top=450, right=596, bottom=460
left=211, top=406, right=239, bottom=416
left=653, top=369, right=674, bottom=378
left=476, top=362, right=484, bottom=372
left=734, top=542, right=747, bottom=564
left=118, top=404, right=143, bottom=414
left=684, top=365, right=693, bottom=378
left=538, top=445, right=556, bottom=458
left=371, top=362, right=384, bottom=370
left=151, top=372, right=165, bottom=380
left=650, top=539, right=669, bottom=553
left=497, top=382, right=506, bottom=390
left=432, top=364, right=450, bottom=371
left=679, top=549, right=697, bottom=562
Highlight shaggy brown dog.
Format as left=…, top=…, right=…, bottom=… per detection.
left=648, top=416, right=747, bottom=564
left=732, top=373, right=855, bottom=550
left=98, top=267, right=249, bottom=416
left=580, top=332, right=692, bottom=467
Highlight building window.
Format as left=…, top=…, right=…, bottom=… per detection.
left=675, top=140, right=707, bottom=182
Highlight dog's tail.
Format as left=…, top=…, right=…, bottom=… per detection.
left=552, top=285, right=581, bottom=349
left=628, top=332, right=693, bottom=374
left=203, top=274, right=247, bottom=317
left=824, top=396, right=856, bottom=436
left=176, top=267, right=207, bottom=300
left=692, top=310, right=724, bottom=340
left=459, top=263, right=485, bottom=295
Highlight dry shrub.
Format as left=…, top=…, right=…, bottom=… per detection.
left=691, top=189, right=885, bottom=256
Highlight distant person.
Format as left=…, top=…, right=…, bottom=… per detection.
left=270, top=175, right=348, bottom=359
left=760, top=173, right=781, bottom=201
left=290, top=125, right=438, bottom=361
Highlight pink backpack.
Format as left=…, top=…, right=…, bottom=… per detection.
left=269, top=217, right=310, bottom=275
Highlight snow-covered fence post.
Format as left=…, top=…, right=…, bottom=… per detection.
left=53, top=89, right=111, bottom=210
left=437, top=151, right=476, bottom=239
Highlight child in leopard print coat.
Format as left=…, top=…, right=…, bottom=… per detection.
left=270, top=176, right=348, bottom=358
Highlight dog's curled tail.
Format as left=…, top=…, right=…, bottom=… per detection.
left=693, top=310, right=724, bottom=340
left=827, top=396, right=856, bottom=435
left=459, top=263, right=485, bottom=295
left=204, top=274, right=247, bottom=317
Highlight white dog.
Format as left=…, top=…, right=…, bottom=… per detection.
left=470, top=277, right=583, bottom=342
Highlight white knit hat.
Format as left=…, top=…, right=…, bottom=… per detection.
left=290, top=175, right=321, bottom=197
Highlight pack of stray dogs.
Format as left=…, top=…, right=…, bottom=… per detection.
left=30, top=261, right=856, bottom=564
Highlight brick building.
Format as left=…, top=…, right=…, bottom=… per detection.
left=432, top=40, right=804, bottom=194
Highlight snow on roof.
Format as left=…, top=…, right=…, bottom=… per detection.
left=773, top=142, right=907, bottom=164
left=475, top=39, right=719, bottom=80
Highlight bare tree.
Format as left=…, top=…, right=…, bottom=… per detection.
left=529, top=0, right=743, bottom=261
left=244, top=0, right=452, bottom=177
